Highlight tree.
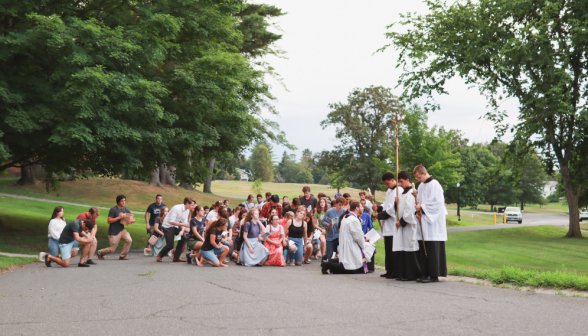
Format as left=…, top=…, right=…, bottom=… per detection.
left=328, top=172, right=349, bottom=194
left=296, top=170, right=314, bottom=184
left=484, top=169, right=521, bottom=211
left=512, top=151, right=549, bottom=210
left=384, top=0, right=588, bottom=236
left=445, top=144, right=494, bottom=208
left=276, top=152, right=300, bottom=183
left=320, top=86, right=403, bottom=193
left=250, top=143, right=274, bottom=182
left=251, top=179, right=263, bottom=196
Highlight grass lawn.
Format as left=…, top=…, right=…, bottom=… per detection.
left=0, top=177, right=242, bottom=212
left=446, top=214, right=496, bottom=227
left=0, top=197, right=151, bottom=255
left=0, top=255, right=38, bottom=272
left=446, top=202, right=569, bottom=214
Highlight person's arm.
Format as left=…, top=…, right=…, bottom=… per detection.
left=90, top=224, right=97, bottom=240
left=323, top=211, right=333, bottom=228
left=242, top=223, right=254, bottom=254
left=303, top=222, right=308, bottom=246
left=154, top=223, right=164, bottom=236
left=107, top=213, right=124, bottom=224
left=210, top=233, right=222, bottom=249
left=144, top=210, right=150, bottom=229
left=169, top=208, right=189, bottom=228
left=73, top=232, right=91, bottom=244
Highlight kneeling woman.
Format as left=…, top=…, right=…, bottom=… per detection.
left=240, top=208, right=269, bottom=266
left=263, top=215, right=286, bottom=267
left=197, top=218, right=230, bottom=267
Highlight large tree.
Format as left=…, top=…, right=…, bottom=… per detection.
left=250, top=143, right=274, bottom=182
left=319, top=86, right=403, bottom=194
left=384, top=0, right=588, bottom=237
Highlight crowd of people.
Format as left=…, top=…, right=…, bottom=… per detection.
left=39, top=165, right=448, bottom=283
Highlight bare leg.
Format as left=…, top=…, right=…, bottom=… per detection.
left=47, top=255, right=71, bottom=267
left=303, top=243, right=312, bottom=262
left=320, top=235, right=326, bottom=256
left=86, top=238, right=97, bottom=261
left=79, top=241, right=91, bottom=264
left=219, top=247, right=229, bottom=267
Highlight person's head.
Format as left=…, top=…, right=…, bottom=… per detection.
left=317, top=197, right=328, bottom=213
left=360, top=199, right=366, bottom=207
left=349, top=201, right=363, bottom=216
left=283, top=196, right=289, bottom=203
left=343, top=193, right=351, bottom=204
left=270, top=208, right=278, bottom=217
left=81, top=219, right=95, bottom=232
left=305, top=211, right=313, bottom=223
left=334, top=196, right=346, bottom=210
left=359, top=191, right=367, bottom=200
left=291, top=197, right=301, bottom=207
left=206, top=218, right=228, bottom=236
left=270, top=215, right=280, bottom=227
left=247, top=194, right=254, bottom=202
left=317, top=192, right=326, bottom=199
left=265, top=192, right=272, bottom=201
left=116, top=195, right=126, bottom=207
left=381, top=172, right=397, bottom=189
left=257, top=194, right=263, bottom=203
left=295, top=205, right=307, bottom=220
left=155, top=194, right=163, bottom=205
left=88, top=207, right=100, bottom=220
left=223, top=200, right=230, bottom=207
left=212, top=200, right=223, bottom=210
left=51, top=206, right=65, bottom=221
left=159, top=206, right=169, bottom=220
left=398, top=170, right=412, bottom=188
left=238, top=209, right=248, bottom=222
left=183, top=197, right=196, bottom=211
left=269, top=194, right=279, bottom=205
left=285, top=211, right=295, bottom=220
left=192, top=205, right=204, bottom=218
left=302, top=186, right=311, bottom=198
left=217, top=208, right=229, bottom=220
left=245, top=208, right=260, bottom=223
left=203, top=206, right=209, bottom=215
left=413, top=165, right=430, bottom=183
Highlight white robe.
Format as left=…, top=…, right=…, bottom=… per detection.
left=393, top=188, right=419, bottom=252
left=380, top=186, right=403, bottom=237
left=416, top=177, right=448, bottom=241
left=339, top=214, right=372, bottom=270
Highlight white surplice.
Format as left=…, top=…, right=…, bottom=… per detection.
left=393, top=187, right=419, bottom=252
left=339, top=214, right=371, bottom=270
left=380, top=186, right=403, bottom=237
left=416, top=177, right=448, bottom=241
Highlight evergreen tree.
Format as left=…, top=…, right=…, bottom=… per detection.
left=250, top=143, right=274, bottom=182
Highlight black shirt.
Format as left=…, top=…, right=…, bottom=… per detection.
left=59, top=219, right=83, bottom=244
left=299, top=196, right=318, bottom=211
left=108, top=206, right=131, bottom=236
left=146, top=203, right=166, bottom=226
left=189, top=218, right=206, bottom=241
left=202, top=227, right=222, bottom=251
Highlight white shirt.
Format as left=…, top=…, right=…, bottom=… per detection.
left=255, top=202, right=265, bottom=209
left=393, top=188, right=419, bottom=252
left=229, top=215, right=236, bottom=227
left=264, top=224, right=284, bottom=235
left=48, top=218, right=67, bottom=240
left=162, top=204, right=191, bottom=229
left=416, top=177, right=448, bottom=241
left=363, top=199, right=373, bottom=213
left=381, top=186, right=403, bottom=236
left=241, top=201, right=254, bottom=211
left=338, top=214, right=369, bottom=270
left=205, top=210, right=218, bottom=221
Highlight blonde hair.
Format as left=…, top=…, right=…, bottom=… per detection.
left=244, top=208, right=259, bottom=223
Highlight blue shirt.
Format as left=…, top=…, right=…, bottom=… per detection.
left=146, top=203, right=167, bottom=226
left=323, top=207, right=347, bottom=241
left=360, top=213, right=374, bottom=234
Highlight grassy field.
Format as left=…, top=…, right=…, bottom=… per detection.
left=0, top=177, right=242, bottom=212
left=446, top=202, right=569, bottom=214
left=0, top=255, right=38, bottom=272
left=0, top=197, right=151, bottom=255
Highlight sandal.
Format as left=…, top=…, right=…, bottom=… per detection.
left=303, top=260, right=311, bottom=264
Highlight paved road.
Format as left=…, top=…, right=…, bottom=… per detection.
left=1, top=255, right=587, bottom=335
left=0, top=193, right=144, bottom=214
left=447, top=213, right=570, bottom=232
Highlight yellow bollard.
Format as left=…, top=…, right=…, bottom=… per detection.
left=494, top=212, right=496, bottom=225
left=503, top=212, right=506, bottom=224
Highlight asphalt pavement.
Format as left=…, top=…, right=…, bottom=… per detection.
left=447, top=213, right=570, bottom=232
left=1, top=253, right=587, bottom=335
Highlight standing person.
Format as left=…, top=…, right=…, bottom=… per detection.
left=285, top=206, right=309, bottom=266
left=413, top=165, right=448, bottom=283
left=42, top=219, right=95, bottom=267
left=47, top=206, right=67, bottom=257
left=281, top=196, right=290, bottom=211
left=206, top=201, right=222, bottom=221
left=223, top=200, right=232, bottom=213
left=314, top=198, right=329, bottom=258
left=96, top=195, right=135, bottom=261
left=229, top=209, right=247, bottom=260
left=186, top=206, right=206, bottom=264
left=196, top=219, right=230, bottom=267
left=322, top=197, right=347, bottom=261
left=374, top=172, right=403, bottom=279
left=263, top=215, right=286, bottom=267
left=144, top=195, right=166, bottom=249
left=393, top=171, right=422, bottom=281
left=321, top=201, right=374, bottom=275
left=260, top=194, right=283, bottom=222
left=149, top=206, right=168, bottom=257
left=359, top=200, right=374, bottom=233
left=156, top=197, right=196, bottom=262
left=282, top=197, right=300, bottom=216
left=299, top=186, right=318, bottom=211
left=255, top=194, right=265, bottom=209
left=342, top=193, right=351, bottom=210
left=241, top=194, right=255, bottom=212
left=240, top=208, right=269, bottom=266
left=75, top=207, right=99, bottom=264
left=359, top=192, right=373, bottom=214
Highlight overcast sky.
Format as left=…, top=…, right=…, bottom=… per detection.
left=254, top=0, right=520, bottom=160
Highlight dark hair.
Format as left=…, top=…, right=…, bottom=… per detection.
left=302, top=186, right=311, bottom=193
left=237, top=209, right=248, bottom=221
left=257, top=194, right=262, bottom=198
left=83, top=220, right=95, bottom=231
left=270, top=194, right=279, bottom=203
left=51, top=206, right=65, bottom=221
left=382, top=172, right=395, bottom=181
left=359, top=191, right=366, bottom=196
left=218, top=208, right=229, bottom=219
left=316, top=198, right=329, bottom=214
left=248, top=194, right=254, bottom=200
left=335, top=196, right=346, bottom=205
left=349, top=201, right=361, bottom=211
left=156, top=194, right=162, bottom=199
left=192, top=206, right=203, bottom=218
left=269, top=215, right=280, bottom=223
left=291, top=197, right=301, bottom=206
left=343, top=193, right=351, bottom=198
left=203, top=206, right=209, bottom=210
left=265, top=192, right=272, bottom=197
left=213, top=201, right=223, bottom=209
left=206, top=218, right=228, bottom=237
left=116, top=195, right=126, bottom=204
left=398, top=170, right=411, bottom=181
left=184, top=197, right=195, bottom=205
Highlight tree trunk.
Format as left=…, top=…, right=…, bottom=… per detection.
left=561, top=165, right=582, bottom=237
left=521, top=201, right=524, bottom=211
left=16, top=164, right=35, bottom=186
left=368, top=182, right=378, bottom=203
left=179, top=182, right=195, bottom=190
left=149, top=168, right=163, bottom=187
left=159, top=165, right=176, bottom=186
left=203, top=157, right=216, bottom=194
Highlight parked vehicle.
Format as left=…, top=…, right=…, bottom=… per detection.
left=580, top=208, right=588, bottom=222
left=504, top=207, right=523, bottom=224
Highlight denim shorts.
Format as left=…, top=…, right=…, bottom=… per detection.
left=59, top=240, right=80, bottom=260
left=201, top=247, right=225, bottom=264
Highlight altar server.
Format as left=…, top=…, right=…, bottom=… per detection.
left=375, top=172, right=402, bottom=279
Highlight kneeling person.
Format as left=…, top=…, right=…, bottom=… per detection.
left=43, top=219, right=95, bottom=267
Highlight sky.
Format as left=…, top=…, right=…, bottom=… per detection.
left=253, top=0, right=520, bottom=160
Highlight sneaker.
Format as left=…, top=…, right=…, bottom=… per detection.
left=96, top=251, right=104, bottom=260
left=186, top=253, right=192, bottom=264
left=39, top=252, right=47, bottom=262
left=86, top=259, right=97, bottom=265
left=78, top=263, right=90, bottom=267
left=287, top=260, right=292, bottom=266
left=144, top=248, right=149, bottom=256
left=168, top=250, right=174, bottom=258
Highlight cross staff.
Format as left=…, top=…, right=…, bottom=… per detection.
left=392, top=109, right=403, bottom=213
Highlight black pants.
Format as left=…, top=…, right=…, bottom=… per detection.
left=384, top=236, right=400, bottom=277
left=323, top=258, right=364, bottom=274
left=398, top=251, right=422, bottom=280
left=159, top=227, right=186, bottom=259
left=417, top=240, right=447, bottom=278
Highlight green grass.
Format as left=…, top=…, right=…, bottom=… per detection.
left=0, top=255, right=38, bottom=272
left=446, top=214, right=496, bottom=226
left=446, top=202, right=570, bottom=214
left=0, top=197, right=150, bottom=254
